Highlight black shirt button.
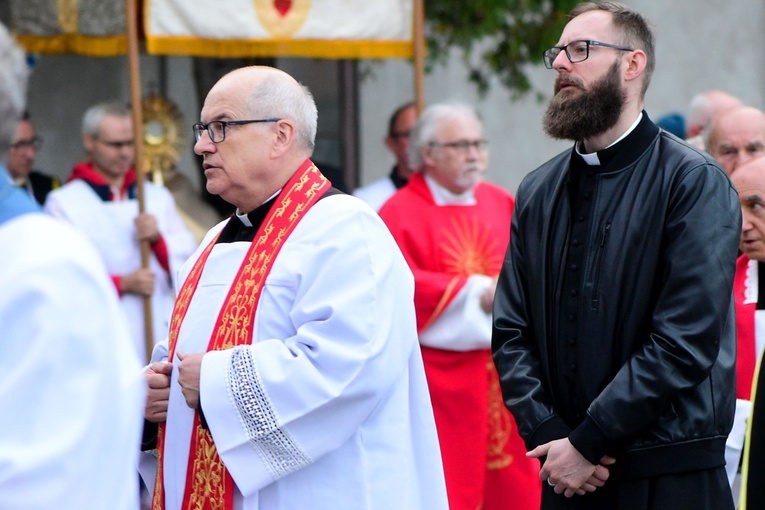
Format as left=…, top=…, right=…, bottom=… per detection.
left=570, top=289, right=578, bottom=296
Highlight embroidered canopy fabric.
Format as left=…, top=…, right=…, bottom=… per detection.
left=10, top=0, right=413, bottom=58
left=10, top=0, right=127, bottom=55
left=145, top=0, right=413, bottom=58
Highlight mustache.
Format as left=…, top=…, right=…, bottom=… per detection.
left=554, top=75, right=585, bottom=94
left=462, top=163, right=484, bottom=173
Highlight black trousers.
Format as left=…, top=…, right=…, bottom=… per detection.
left=540, top=467, right=733, bottom=510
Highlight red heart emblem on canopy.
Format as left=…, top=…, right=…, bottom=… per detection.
left=274, top=0, right=292, bottom=17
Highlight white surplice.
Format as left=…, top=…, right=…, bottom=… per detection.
left=153, top=194, right=447, bottom=510
left=352, top=176, right=397, bottom=211
left=0, top=212, right=145, bottom=509
left=45, top=180, right=197, bottom=361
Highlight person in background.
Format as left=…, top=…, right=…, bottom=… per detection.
left=707, top=105, right=765, bottom=175
left=143, top=65, right=447, bottom=510
left=379, top=102, right=541, bottom=510
left=655, top=112, right=685, bottom=138
left=44, top=102, right=197, bottom=362
left=685, top=89, right=742, bottom=150
left=727, top=156, right=765, bottom=507
left=492, top=3, right=740, bottom=509
left=354, top=101, right=418, bottom=211
left=0, top=21, right=144, bottom=510
left=7, top=110, right=59, bottom=205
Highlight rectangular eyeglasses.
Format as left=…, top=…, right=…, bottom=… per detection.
left=193, top=118, right=281, bottom=143
left=543, top=40, right=634, bottom=69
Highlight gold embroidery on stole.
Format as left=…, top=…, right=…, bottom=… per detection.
left=152, top=162, right=329, bottom=509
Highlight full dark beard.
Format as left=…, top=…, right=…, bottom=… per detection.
left=542, top=61, right=626, bottom=141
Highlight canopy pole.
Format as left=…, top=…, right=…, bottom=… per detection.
left=413, top=0, right=425, bottom=114
left=126, top=0, right=153, bottom=363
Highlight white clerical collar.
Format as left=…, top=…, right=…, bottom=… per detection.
left=235, top=189, right=282, bottom=227
left=423, top=173, right=477, bottom=206
left=577, top=112, right=643, bottom=166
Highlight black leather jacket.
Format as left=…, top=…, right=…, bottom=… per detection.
left=492, top=117, right=741, bottom=480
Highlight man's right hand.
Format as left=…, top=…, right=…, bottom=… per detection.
left=145, top=361, right=173, bottom=423
left=122, top=268, right=156, bottom=297
left=529, top=438, right=615, bottom=497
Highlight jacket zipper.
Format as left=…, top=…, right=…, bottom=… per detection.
left=590, top=221, right=611, bottom=310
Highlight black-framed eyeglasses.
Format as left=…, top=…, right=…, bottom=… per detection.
left=193, top=118, right=281, bottom=143
left=10, top=136, right=42, bottom=150
left=97, top=138, right=134, bottom=149
left=543, top=40, right=634, bottom=69
left=429, top=139, right=489, bottom=153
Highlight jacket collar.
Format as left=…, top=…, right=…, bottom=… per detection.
left=571, top=111, right=660, bottom=173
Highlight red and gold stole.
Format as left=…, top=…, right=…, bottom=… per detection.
left=152, top=160, right=330, bottom=510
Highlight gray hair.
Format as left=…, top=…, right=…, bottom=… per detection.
left=0, top=23, right=29, bottom=164
left=408, top=102, right=482, bottom=168
left=244, top=70, right=317, bottom=152
left=688, top=90, right=741, bottom=137
left=81, top=102, right=131, bottom=139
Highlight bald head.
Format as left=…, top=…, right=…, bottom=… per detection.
left=707, top=106, right=765, bottom=175
left=195, top=65, right=320, bottom=212
left=686, top=90, right=742, bottom=139
left=731, top=156, right=765, bottom=261
left=210, top=66, right=318, bottom=153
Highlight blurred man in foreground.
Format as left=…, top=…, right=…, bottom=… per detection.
left=0, top=21, right=144, bottom=510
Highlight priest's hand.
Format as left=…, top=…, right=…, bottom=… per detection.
left=135, top=212, right=160, bottom=244
left=528, top=438, right=597, bottom=498
left=121, top=268, right=156, bottom=297
left=177, top=350, right=204, bottom=409
left=580, top=455, right=616, bottom=493
left=145, top=361, right=172, bottom=423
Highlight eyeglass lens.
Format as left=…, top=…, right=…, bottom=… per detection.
left=194, top=121, right=225, bottom=142
left=544, top=41, right=588, bottom=68
left=437, top=140, right=488, bottom=152
left=11, top=137, right=42, bottom=150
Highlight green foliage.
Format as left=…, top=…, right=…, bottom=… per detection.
left=424, top=0, right=579, bottom=99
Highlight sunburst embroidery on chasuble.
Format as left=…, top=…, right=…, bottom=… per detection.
left=440, top=215, right=503, bottom=277
left=486, top=359, right=514, bottom=470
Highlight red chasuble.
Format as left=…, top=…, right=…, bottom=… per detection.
left=152, top=161, right=330, bottom=510
left=379, top=172, right=541, bottom=510
left=734, top=254, right=758, bottom=400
